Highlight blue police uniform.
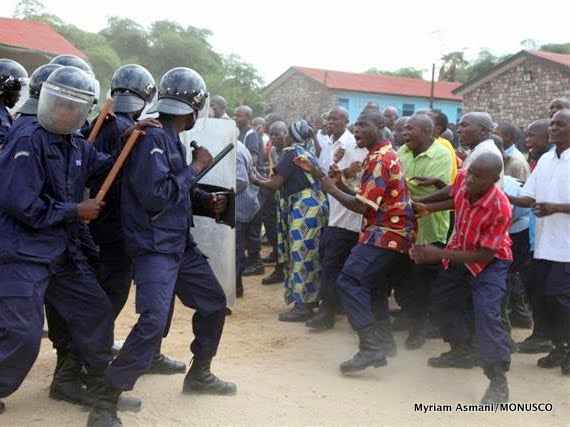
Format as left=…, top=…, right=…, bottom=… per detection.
left=89, top=113, right=135, bottom=318
left=104, top=120, right=227, bottom=391
left=0, top=121, right=114, bottom=399
left=0, top=105, right=14, bottom=148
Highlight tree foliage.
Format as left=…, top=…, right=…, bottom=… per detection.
left=11, top=0, right=266, bottom=115
left=540, top=43, right=570, bottom=54
left=364, top=67, right=424, bottom=79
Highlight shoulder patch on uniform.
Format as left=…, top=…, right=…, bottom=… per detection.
left=14, top=150, right=30, bottom=159
left=150, top=148, right=164, bottom=156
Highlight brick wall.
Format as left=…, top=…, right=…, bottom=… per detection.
left=264, top=72, right=337, bottom=124
left=462, top=58, right=570, bottom=128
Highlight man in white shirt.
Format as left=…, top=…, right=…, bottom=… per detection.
left=307, top=106, right=368, bottom=330
left=509, top=108, right=570, bottom=376
left=496, top=121, right=527, bottom=162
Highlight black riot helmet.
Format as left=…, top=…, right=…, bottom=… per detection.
left=17, top=63, right=63, bottom=115
left=0, top=58, right=28, bottom=95
left=37, top=66, right=95, bottom=134
left=147, top=67, right=208, bottom=116
left=49, top=54, right=93, bottom=74
left=49, top=55, right=100, bottom=104
left=111, top=64, right=157, bottom=113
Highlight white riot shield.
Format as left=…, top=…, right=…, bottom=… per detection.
left=181, top=118, right=237, bottom=309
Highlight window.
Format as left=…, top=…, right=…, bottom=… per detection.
left=402, top=104, right=415, bottom=116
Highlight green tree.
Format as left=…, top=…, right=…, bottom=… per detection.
left=540, top=43, right=570, bottom=54
left=438, top=51, right=469, bottom=82
left=462, top=49, right=508, bottom=82
left=208, top=54, right=265, bottom=116
left=364, top=67, right=424, bottom=79
left=99, top=17, right=149, bottom=64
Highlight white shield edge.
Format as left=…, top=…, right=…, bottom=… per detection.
left=180, top=118, right=237, bottom=309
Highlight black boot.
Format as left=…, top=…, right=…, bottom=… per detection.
left=508, top=293, right=533, bottom=329
left=0, top=400, right=5, bottom=414
left=405, top=320, right=427, bottom=350
left=517, top=331, right=554, bottom=354
left=376, top=318, right=397, bottom=357
left=182, top=358, right=237, bottom=395
left=147, top=346, right=186, bottom=375
left=537, top=344, right=567, bottom=368
left=49, top=352, right=85, bottom=405
left=87, top=384, right=123, bottom=427
left=278, top=303, right=314, bottom=322
left=261, top=250, right=277, bottom=264
left=561, top=351, right=570, bottom=376
left=305, top=301, right=335, bottom=330
left=428, top=343, right=474, bottom=369
left=340, top=325, right=387, bottom=374
left=261, top=265, right=284, bottom=285
left=481, top=365, right=509, bottom=404
left=242, top=255, right=265, bottom=276
left=84, top=368, right=141, bottom=413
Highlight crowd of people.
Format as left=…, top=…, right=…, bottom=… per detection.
left=0, top=53, right=569, bottom=427
left=235, top=94, right=570, bottom=405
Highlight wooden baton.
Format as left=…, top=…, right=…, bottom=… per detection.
left=95, top=129, right=142, bottom=203
left=87, top=98, right=113, bottom=143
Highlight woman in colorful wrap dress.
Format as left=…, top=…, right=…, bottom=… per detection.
left=251, top=120, right=329, bottom=322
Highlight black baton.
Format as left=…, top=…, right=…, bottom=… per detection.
left=191, top=141, right=235, bottom=182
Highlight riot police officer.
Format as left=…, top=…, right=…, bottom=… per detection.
left=0, top=58, right=28, bottom=148
left=87, top=67, right=236, bottom=427
left=88, top=64, right=185, bottom=373
left=0, top=66, right=114, bottom=414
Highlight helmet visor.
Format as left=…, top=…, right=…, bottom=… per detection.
left=37, top=82, right=94, bottom=134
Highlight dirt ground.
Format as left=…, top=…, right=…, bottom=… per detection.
left=3, top=247, right=569, bottom=427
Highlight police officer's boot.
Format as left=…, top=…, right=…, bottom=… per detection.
left=427, top=342, right=474, bottom=369
left=84, top=368, right=141, bottom=413
left=561, top=350, right=570, bottom=376
left=49, top=352, right=85, bottom=405
left=375, top=318, right=397, bottom=357
left=87, top=383, right=123, bottom=427
left=305, top=301, right=335, bottom=330
left=242, top=254, right=265, bottom=276
left=508, top=293, right=533, bottom=329
left=517, top=316, right=554, bottom=354
left=182, top=358, right=237, bottom=395
left=147, top=344, right=186, bottom=375
left=0, top=400, right=5, bottom=414
left=261, top=263, right=285, bottom=285
left=278, top=303, right=314, bottom=322
left=537, top=343, right=567, bottom=368
left=480, top=364, right=509, bottom=404
left=340, top=325, right=387, bottom=374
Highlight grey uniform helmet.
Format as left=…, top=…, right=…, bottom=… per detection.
left=111, top=64, right=156, bottom=113
left=18, top=63, right=63, bottom=115
left=147, top=67, right=208, bottom=116
left=0, top=58, right=28, bottom=95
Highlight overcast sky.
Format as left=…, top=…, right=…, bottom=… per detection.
left=4, top=0, right=570, bottom=83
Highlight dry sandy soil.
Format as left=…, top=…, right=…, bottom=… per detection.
left=3, top=248, right=569, bottom=427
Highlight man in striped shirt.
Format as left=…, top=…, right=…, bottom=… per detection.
left=411, top=152, right=513, bottom=405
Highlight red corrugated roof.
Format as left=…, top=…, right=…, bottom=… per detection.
left=0, top=17, right=86, bottom=58
left=293, top=66, right=462, bottom=101
left=526, top=50, right=570, bottom=67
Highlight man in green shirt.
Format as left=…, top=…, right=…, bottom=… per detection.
left=397, top=114, right=454, bottom=349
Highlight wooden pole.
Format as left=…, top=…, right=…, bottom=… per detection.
left=94, top=129, right=141, bottom=203
left=87, top=98, right=113, bottom=143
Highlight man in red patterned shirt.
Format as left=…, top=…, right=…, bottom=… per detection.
left=411, top=152, right=513, bottom=404
left=295, top=110, right=417, bottom=373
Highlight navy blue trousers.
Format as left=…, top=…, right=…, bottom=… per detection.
left=337, top=244, right=409, bottom=330
left=0, top=259, right=112, bottom=398
left=97, top=241, right=133, bottom=319
left=431, top=260, right=511, bottom=369
left=105, top=244, right=226, bottom=391
left=318, top=226, right=359, bottom=308
left=532, top=260, right=570, bottom=344
left=260, top=188, right=277, bottom=251
left=246, top=204, right=262, bottom=258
